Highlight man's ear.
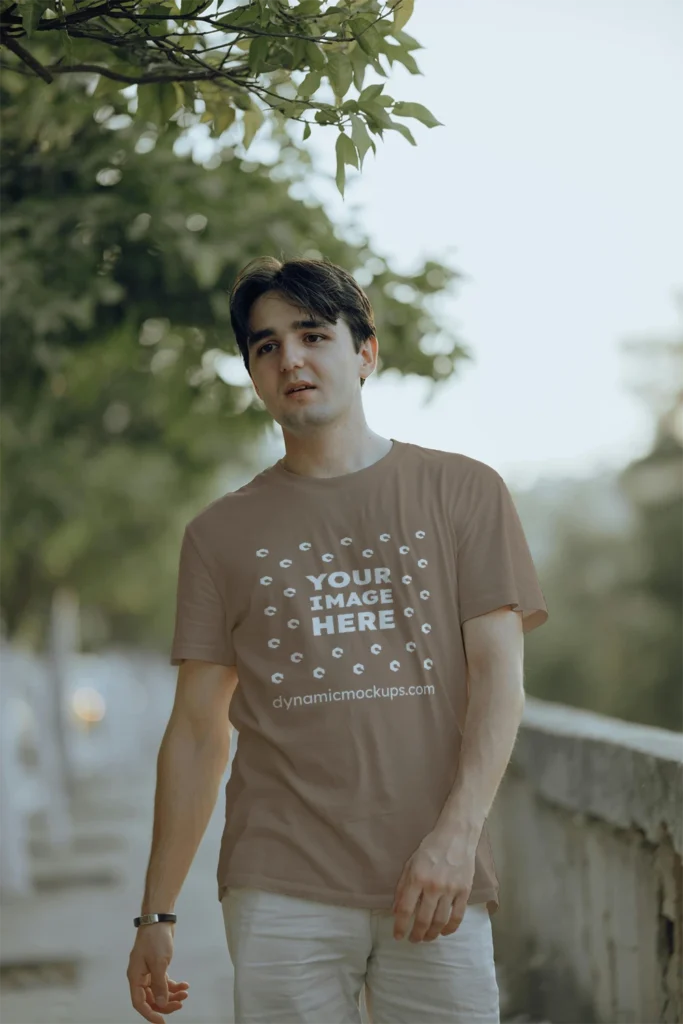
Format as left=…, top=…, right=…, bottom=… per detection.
left=361, top=334, right=379, bottom=376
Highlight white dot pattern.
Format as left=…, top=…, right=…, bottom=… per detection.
left=255, top=525, right=436, bottom=681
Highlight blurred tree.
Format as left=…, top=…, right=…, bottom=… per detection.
left=523, top=310, right=683, bottom=731
left=0, top=70, right=468, bottom=652
left=617, top=321, right=683, bottom=729
left=0, top=0, right=441, bottom=195
left=523, top=504, right=651, bottom=721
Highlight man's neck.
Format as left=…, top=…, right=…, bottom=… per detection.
left=280, top=430, right=393, bottom=479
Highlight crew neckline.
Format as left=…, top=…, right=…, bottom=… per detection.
left=268, top=438, right=404, bottom=490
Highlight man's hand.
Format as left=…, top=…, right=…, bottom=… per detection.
left=127, top=923, right=190, bottom=1023
left=392, top=825, right=478, bottom=942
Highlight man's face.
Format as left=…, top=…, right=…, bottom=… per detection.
left=246, top=290, right=376, bottom=433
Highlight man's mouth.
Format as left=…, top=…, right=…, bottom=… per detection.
left=285, top=384, right=316, bottom=395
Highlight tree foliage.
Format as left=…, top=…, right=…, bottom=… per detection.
left=0, top=0, right=443, bottom=194
left=0, top=70, right=466, bottom=649
left=523, top=328, right=683, bottom=732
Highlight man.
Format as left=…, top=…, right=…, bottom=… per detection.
left=127, top=255, right=549, bottom=1024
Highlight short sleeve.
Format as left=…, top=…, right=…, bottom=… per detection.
left=455, top=464, right=549, bottom=634
left=170, top=526, right=235, bottom=667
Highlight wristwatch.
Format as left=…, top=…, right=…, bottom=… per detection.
left=134, top=913, right=177, bottom=928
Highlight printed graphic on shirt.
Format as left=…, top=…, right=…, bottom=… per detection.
left=254, top=530, right=435, bottom=706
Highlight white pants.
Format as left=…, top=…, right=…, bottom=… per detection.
left=222, top=888, right=500, bottom=1024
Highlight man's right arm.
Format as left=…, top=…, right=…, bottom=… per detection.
left=140, top=658, right=238, bottom=916
left=128, top=659, right=238, bottom=1023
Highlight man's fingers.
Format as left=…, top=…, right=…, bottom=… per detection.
left=131, top=983, right=165, bottom=1024
left=393, top=884, right=419, bottom=937
left=145, top=985, right=187, bottom=1013
left=145, top=983, right=185, bottom=1007
left=167, top=979, right=190, bottom=992
left=441, top=898, right=466, bottom=936
left=423, top=894, right=455, bottom=941
left=407, top=892, right=440, bottom=943
left=150, top=966, right=170, bottom=1007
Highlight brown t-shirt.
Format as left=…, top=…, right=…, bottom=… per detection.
left=170, top=439, right=549, bottom=913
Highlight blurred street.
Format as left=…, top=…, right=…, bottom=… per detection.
left=0, top=651, right=236, bottom=1024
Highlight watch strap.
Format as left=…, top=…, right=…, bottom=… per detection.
left=134, top=913, right=177, bottom=928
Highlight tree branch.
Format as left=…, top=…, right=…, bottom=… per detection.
left=33, top=61, right=219, bottom=83
left=0, top=5, right=356, bottom=43
left=1, top=33, right=53, bottom=81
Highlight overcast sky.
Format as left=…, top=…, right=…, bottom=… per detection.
left=292, top=0, right=683, bottom=487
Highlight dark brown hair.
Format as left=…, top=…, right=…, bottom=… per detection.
left=229, top=256, right=376, bottom=387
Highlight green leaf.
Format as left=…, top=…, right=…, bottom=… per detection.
left=385, top=117, right=416, bottom=145
left=158, top=83, right=178, bottom=127
left=212, top=102, right=236, bottom=135
left=335, top=159, right=346, bottom=196
left=337, top=130, right=358, bottom=170
left=293, top=0, right=321, bottom=14
left=296, top=69, right=322, bottom=99
left=393, top=29, right=422, bottom=51
left=216, top=5, right=261, bottom=27
left=334, top=131, right=360, bottom=197
left=386, top=45, right=421, bottom=75
left=358, top=83, right=383, bottom=104
left=137, top=82, right=178, bottom=128
left=350, top=14, right=383, bottom=57
left=142, top=3, right=170, bottom=36
left=242, top=104, right=264, bottom=150
left=349, top=46, right=367, bottom=92
left=390, top=0, right=414, bottom=32
left=302, top=121, right=311, bottom=140
left=59, top=25, right=74, bottom=64
left=391, top=101, right=443, bottom=128
left=232, top=91, right=252, bottom=111
left=248, top=35, right=271, bottom=74
left=304, top=40, right=325, bottom=70
left=356, top=28, right=381, bottom=57
left=288, top=36, right=307, bottom=69
left=19, top=0, right=50, bottom=39
left=349, top=113, right=375, bottom=167
left=273, top=98, right=302, bottom=118
left=326, top=52, right=353, bottom=104
left=362, top=100, right=393, bottom=130
left=335, top=135, right=346, bottom=197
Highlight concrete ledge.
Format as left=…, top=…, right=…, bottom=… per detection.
left=514, top=699, right=683, bottom=854
left=489, top=697, right=683, bottom=1024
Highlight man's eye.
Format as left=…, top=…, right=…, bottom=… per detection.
left=256, top=334, right=324, bottom=356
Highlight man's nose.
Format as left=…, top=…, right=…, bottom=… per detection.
left=278, top=339, right=306, bottom=372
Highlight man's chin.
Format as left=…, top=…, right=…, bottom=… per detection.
left=277, top=406, right=332, bottom=430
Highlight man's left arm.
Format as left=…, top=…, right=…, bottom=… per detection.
left=392, top=605, right=525, bottom=942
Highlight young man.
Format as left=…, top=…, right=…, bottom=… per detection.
left=127, top=256, right=549, bottom=1024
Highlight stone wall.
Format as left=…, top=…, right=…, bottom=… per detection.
left=489, top=697, right=683, bottom=1024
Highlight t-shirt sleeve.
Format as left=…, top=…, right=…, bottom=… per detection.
left=170, top=525, right=236, bottom=667
left=454, top=463, right=549, bottom=634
